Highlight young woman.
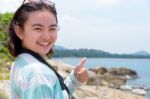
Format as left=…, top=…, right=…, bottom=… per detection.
left=8, top=0, right=88, bottom=99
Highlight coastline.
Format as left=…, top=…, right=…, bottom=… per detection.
left=49, top=60, right=147, bottom=99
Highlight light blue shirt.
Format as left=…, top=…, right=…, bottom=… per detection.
left=10, top=53, right=83, bottom=99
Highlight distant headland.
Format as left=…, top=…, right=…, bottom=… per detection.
left=53, top=45, right=150, bottom=59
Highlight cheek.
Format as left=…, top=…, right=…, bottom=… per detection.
left=22, top=33, right=38, bottom=43
left=53, top=33, right=57, bottom=42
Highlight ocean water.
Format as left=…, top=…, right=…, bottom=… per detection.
left=53, top=58, right=150, bottom=98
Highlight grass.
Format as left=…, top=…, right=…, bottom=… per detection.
left=0, top=72, right=10, bottom=80
left=0, top=59, right=10, bottom=80
left=0, top=71, right=10, bottom=80
left=0, top=67, right=10, bottom=80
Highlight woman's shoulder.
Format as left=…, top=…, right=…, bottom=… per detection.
left=14, top=53, right=57, bottom=81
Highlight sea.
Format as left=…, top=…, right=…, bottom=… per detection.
left=52, top=57, right=150, bottom=98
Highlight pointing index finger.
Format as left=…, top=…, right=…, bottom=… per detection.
left=75, top=57, right=87, bottom=74
left=77, top=57, right=87, bottom=67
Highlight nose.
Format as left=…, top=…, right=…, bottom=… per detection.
left=41, top=31, right=51, bottom=40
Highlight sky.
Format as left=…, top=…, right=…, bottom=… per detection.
left=0, top=0, right=150, bottom=54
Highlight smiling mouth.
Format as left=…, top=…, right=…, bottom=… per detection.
left=38, top=42, right=50, bottom=46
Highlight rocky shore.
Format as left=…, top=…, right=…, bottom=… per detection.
left=48, top=60, right=147, bottom=99
left=73, top=85, right=145, bottom=99
left=0, top=60, right=147, bottom=99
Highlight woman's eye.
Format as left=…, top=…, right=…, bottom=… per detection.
left=49, top=28, right=57, bottom=32
left=33, top=27, right=42, bottom=31
left=51, top=28, right=56, bottom=30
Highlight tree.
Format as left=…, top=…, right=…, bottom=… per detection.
left=0, top=13, right=14, bottom=67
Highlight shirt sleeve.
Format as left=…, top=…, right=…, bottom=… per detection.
left=64, top=70, right=84, bottom=95
left=21, top=74, right=55, bottom=99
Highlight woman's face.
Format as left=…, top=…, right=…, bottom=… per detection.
left=19, top=10, right=57, bottom=57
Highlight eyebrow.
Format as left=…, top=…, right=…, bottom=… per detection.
left=32, top=24, right=58, bottom=28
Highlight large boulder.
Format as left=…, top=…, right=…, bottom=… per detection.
left=89, top=67, right=107, bottom=75
left=97, top=67, right=107, bottom=75
left=100, top=74, right=127, bottom=89
left=132, top=89, right=147, bottom=96
left=47, top=60, right=74, bottom=73
left=87, top=70, right=100, bottom=85
left=108, top=67, right=138, bottom=78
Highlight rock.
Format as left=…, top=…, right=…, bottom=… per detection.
left=47, top=60, right=74, bottom=73
left=88, top=67, right=129, bottom=89
left=87, top=70, right=100, bottom=85
left=120, top=85, right=133, bottom=91
left=132, top=89, right=147, bottom=96
left=108, top=67, right=138, bottom=78
left=47, top=60, right=77, bottom=79
left=72, top=85, right=146, bottom=99
left=132, top=86, right=150, bottom=91
left=100, top=74, right=127, bottom=89
left=97, top=67, right=107, bottom=75
left=89, top=67, right=107, bottom=75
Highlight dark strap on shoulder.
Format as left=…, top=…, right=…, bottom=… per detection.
left=21, top=49, right=70, bottom=96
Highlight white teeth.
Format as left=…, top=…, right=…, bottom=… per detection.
left=40, top=42, right=49, bottom=45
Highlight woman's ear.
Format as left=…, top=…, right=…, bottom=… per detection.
left=14, top=25, right=23, bottom=40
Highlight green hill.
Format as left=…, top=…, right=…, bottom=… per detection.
left=52, top=47, right=150, bottom=58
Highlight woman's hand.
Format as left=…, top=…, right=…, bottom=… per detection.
left=74, top=57, right=88, bottom=83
